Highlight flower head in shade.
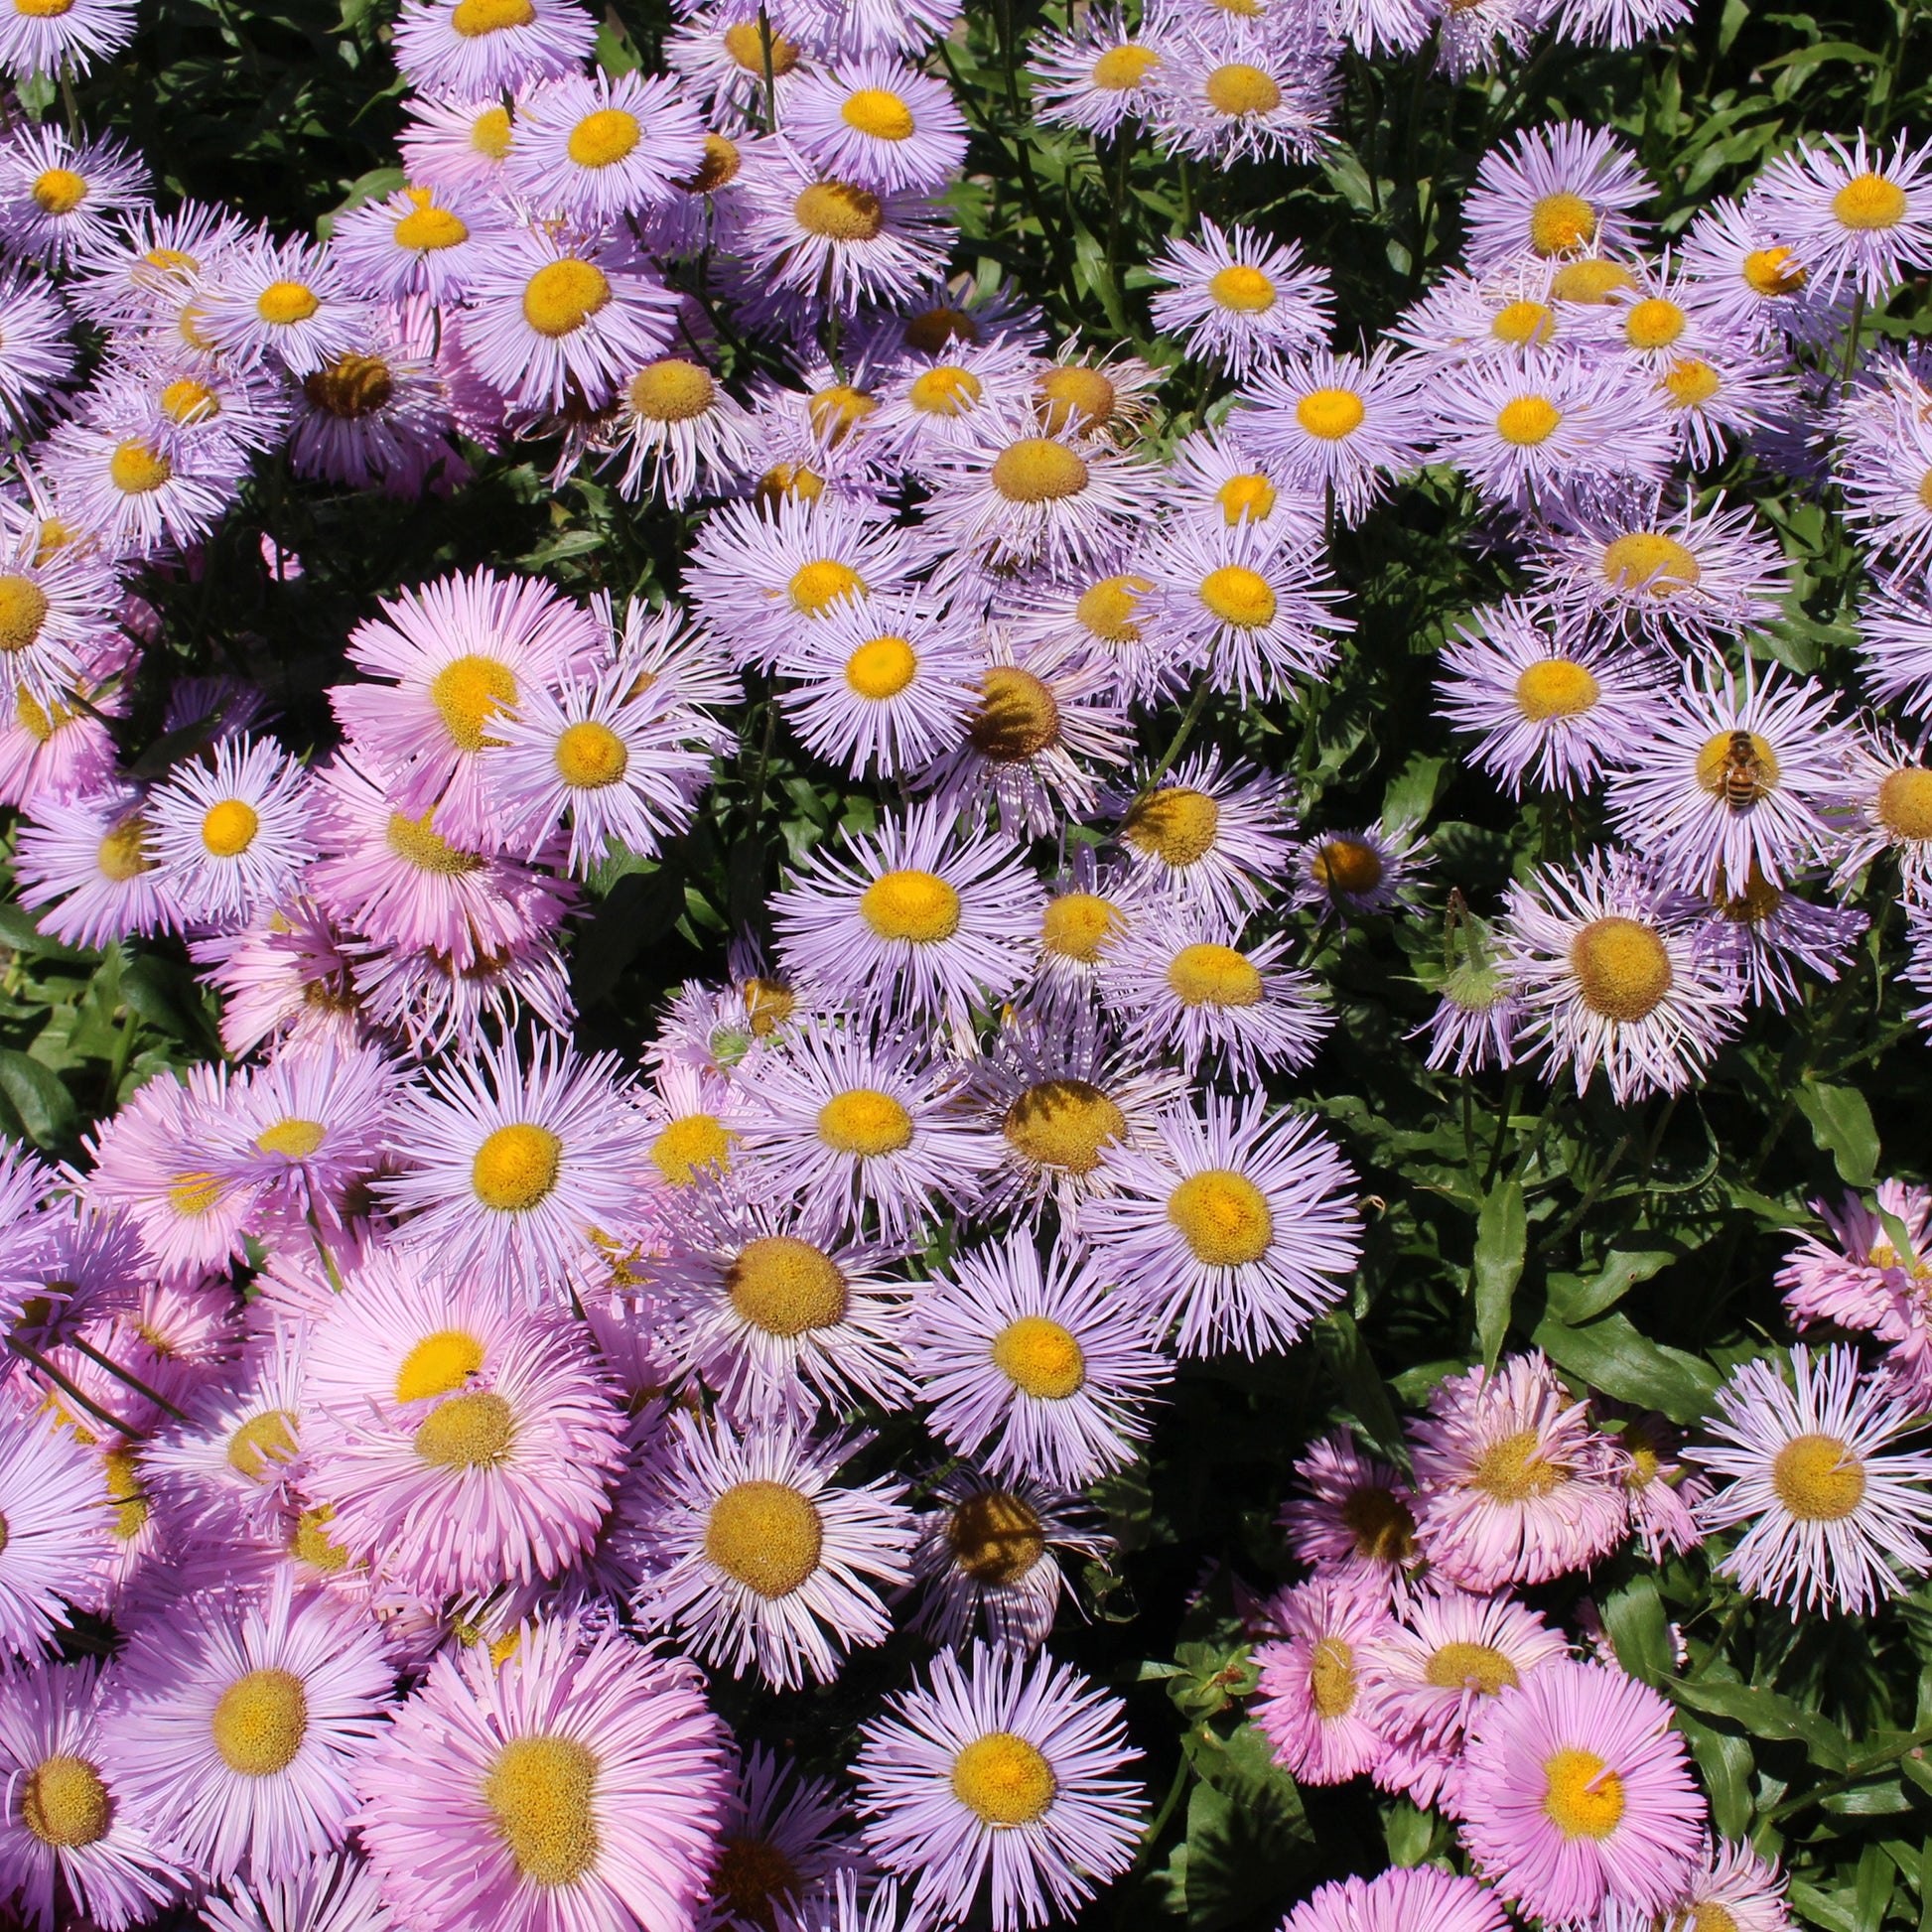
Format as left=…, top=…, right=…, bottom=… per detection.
left=632, top=1409, right=914, bottom=1690
left=299, top=1253, right=626, bottom=1596
left=0, top=1657, right=185, bottom=1930
left=1619, top=1839, right=1793, bottom=1932
left=354, top=1616, right=728, bottom=1932
left=1279, top=1430, right=1419, bottom=1590
left=1499, top=852, right=1738, bottom=1104
left=1695, top=1343, right=1932, bottom=1614
left=1105, top=749, right=1296, bottom=924
left=784, top=57, right=969, bottom=194
left=0, top=1400, right=114, bottom=1653
left=1237, top=345, right=1430, bottom=519
left=1292, top=819, right=1431, bottom=922
left=1776, top=1181, right=1932, bottom=1354
left=1753, top=130, right=1932, bottom=302
left=1029, top=9, right=1163, bottom=136
left=97, top=1572, right=393, bottom=1884
left=1409, top=1353, right=1629, bottom=1592
left=11, top=787, right=177, bottom=953
left=1435, top=598, right=1658, bottom=799
left=1083, top=1094, right=1361, bottom=1358
left=344, top=931, right=575, bottom=1059
left=1462, top=123, right=1652, bottom=271
left=201, top=1852, right=393, bottom=1932
left=0, top=677, right=121, bottom=810
left=0, top=0, right=135, bottom=78
left=910, top=1468, right=1106, bottom=1657
left=652, top=1189, right=913, bottom=1423
left=773, top=800, right=1043, bottom=1021
left=378, top=1037, right=642, bottom=1298
left=391, top=0, right=598, bottom=96
left=909, top=1239, right=1170, bottom=1489
left=1690, top=865, right=1866, bottom=1013
left=0, top=125, right=147, bottom=269
left=224, top=1041, right=392, bottom=1237
left=289, top=341, right=466, bottom=498
left=504, top=69, right=707, bottom=219
left=1607, top=1412, right=1711, bottom=1563
left=146, top=735, right=315, bottom=928
left=854, top=1644, right=1141, bottom=1932
left=1149, top=218, right=1332, bottom=377
left=703, top=1744, right=864, bottom=1932
left=1606, top=657, right=1853, bottom=895
left=729, top=1019, right=995, bottom=1239
left=0, top=500, right=125, bottom=710
left=1458, top=1659, right=1703, bottom=1924
left=1251, top=1576, right=1397, bottom=1784
left=1280, top=1866, right=1513, bottom=1932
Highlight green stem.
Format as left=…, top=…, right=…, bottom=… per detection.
left=1766, top=1723, right=1932, bottom=1824
left=64, top=1333, right=191, bottom=1422
left=8, top=1338, right=139, bottom=1439
left=1144, top=680, right=1211, bottom=791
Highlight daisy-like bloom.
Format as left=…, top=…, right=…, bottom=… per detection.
left=1141, top=515, right=1347, bottom=700
left=784, top=57, right=968, bottom=194
left=918, top=409, right=1164, bottom=578
left=330, top=181, right=506, bottom=304
left=734, top=139, right=954, bottom=311
left=505, top=69, right=707, bottom=221
left=41, top=404, right=237, bottom=558
left=1409, top=1353, right=1629, bottom=1592
left=299, top=1253, right=625, bottom=1595
left=1678, top=195, right=1840, bottom=346
left=636, top=1058, right=740, bottom=1191
left=1237, top=345, right=1430, bottom=519
left=488, top=658, right=722, bottom=877
left=1280, top=1869, right=1512, bottom=1932
left=1083, top=1094, right=1360, bottom=1358
left=1279, top=1430, right=1419, bottom=1590
left=910, top=1469, right=1106, bottom=1656
left=0, top=497, right=123, bottom=709
left=1164, top=426, right=1324, bottom=549
left=1554, top=0, right=1692, bottom=47
left=377, top=1036, right=644, bottom=1298
left=652, top=1190, right=913, bottom=1422
left=1029, top=9, right=1164, bottom=135
left=1696, top=1343, right=1932, bottom=1614
left=200, top=1852, right=395, bottom=1932
left=1860, top=572, right=1932, bottom=724
left=399, top=90, right=517, bottom=194
left=224, top=1044, right=397, bottom=1236
left=1528, top=486, right=1788, bottom=650
left=0, top=1399, right=114, bottom=1651
left=1373, top=1588, right=1570, bottom=1805
left=1462, top=123, right=1652, bottom=271
left=390, top=0, right=598, bottom=95
left=12, top=786, right=179, bottom=952
left=1251, top=1577, right=1397, bottom=1784
left=1098, top=903, right=1328, bottom=1078
left=332, top=567, right=601, bottom=841
left=290, top=341, right=466, bottom=498
left=145, top=735, right=315, bottom=927
left=0, top=126, right=146, bottom=270
left=1606, top=1411, right=1711, bottom=1564
left=1435, top=598, right=1659, bottom=798
left=197, top=234, right=369, bottom=377
left=0, top=678, right=120, bottom=808
left=909, top=1239, right=1170, bottom=1488
left=356, top=1615, right=727, bottom=1932
left=0, top=268, right=73, bottom=434
left=913, top=639, right=1134, bottom=839
left=1778, top=1183, right=1932, bottom=1353
left=1655, top=345, right=1793, bottom=469
left=772, top=800, right=1043, bottom=1020
left=996, top=551, right=1179, bottom=707
left=1691, top=864, right=1865, bottom=1013
left=1148, top=218, right=1331, bottom=377
left=1030, top=345, right=1164, bottom=441
left=1753, top=130, right=1932, bottom=302
left=345, top=929, right=576, bottom=1059
left=664, top=6, right=811, bottom=127
left=602, top=349, right=758, bottom=506
left=703, top=1744, right=862, bottom=1932
left=849, top=339, right=1038, bottom=478
left=98, top=1573, right=392, bottom=1884
left=774, top=594, right=980, bottom=777
left=1499, top=852, right=1740, bottom=1103
left=1150, top=28, right=1336, bottom=166
left=459, top=225, right=681, bottom=414
left=0, top=1657, right=187, bottom=1931
left=633, top=1409, right=913, bottom=1691
left=1292, top=819, right=1431, bottom=922
left=1606, top=656, right=1854, bottom=894
left=854, top=1643, right=1141, bottom=1932
left=1843, top=406, right=1932, bottom=579
left=1620, top=1839, right=1793, bottom=1932
left=0, top=0, right=135, bottom=78
left=1458, top=1658, right=1703, bottom=1924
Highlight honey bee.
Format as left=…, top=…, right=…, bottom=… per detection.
left=1716, top=730, right=1771, bottom=808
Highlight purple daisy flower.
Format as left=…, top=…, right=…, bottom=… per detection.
left=1149, top=217, right=1332, bottom=377
left=1236, top=344, right=1431, bottom=519
left=1279, top=1865, right=1512, bottom=1932
left=146, top=734, right=316, bottom=928
left=1291, top=818, right=1432, bottom=922
left=0, top=1395, right=115, bottom=1653
left=0, top=0, right=135, bottom=78
left=0, top=125, right=147, bottom=270
left=1462, top=122, right=1652, bottom=271
left=505, top=69, right=708, bottom=219
left=1279, top=1429, right=1419, bottom=1589
left=703, top=1742, right=866, bottom=1932
left=1752, top=130, right=1932, bottom=302
left=1251, top=1576, right=1399, bottom=1784
left=1029, top=9, right=1165, bottom=136
left=783, top=56, right=969, bottom=195
left=390, top=0, right=598, bottom=97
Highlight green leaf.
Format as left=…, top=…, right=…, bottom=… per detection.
left=1544, top=1243, right=1681, bottom=1324
left=1532, top=1311, right=1720, bottom=1424
left=570, top=866, right=686, bottom=1009
left=1790, top=1883, right=1859, bottom=1932
left=1681, top=1715, right=1755, bottom=1838
left=1381, top=751, right=1449, bottom=829
left=1176, top=1725, right=1315, bottom=1930
left=1794, top=1080, right=1880, bottom=1187
left=1472, top=1178, right=1525, bottom=1372
left=1663, top=1677, right=1851, bottom=1771
left=1599, top=1574, right=1674, bottom=1685
left=1313, top=1309, right=1406, bottom=1462
left=0, top=1048, right=76, bottom=1149
left=0, top=897, right=94, bottom=962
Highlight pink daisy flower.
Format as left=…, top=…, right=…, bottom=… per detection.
left=1458, top=1658, right=1703, bottom=1925
left=1278, top=1429, right=1419, bottom=1589
left=1252, top=1576, right=1399, bottom=1783
left=1279, top=1866, right=1512, bottom=1932
left=146, top=734, right=317, bottom=928
left=701, top=1742, right=864, bottom=1932
left=0, top=1397, right=115, bottom=1653
left=1777, top=1180, right=1932, bottom=1345
left=390, top=0, right=598, bottom=97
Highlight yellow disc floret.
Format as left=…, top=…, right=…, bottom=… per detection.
left=209, top=1668, right=308, bottom=1777
left=705, top=1479, right=823, bottom=1595
left=471, top=1122, right=563, bottom=1212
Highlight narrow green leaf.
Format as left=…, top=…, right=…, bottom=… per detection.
left=0, top=1049, right=76, bottom=1149
left=1663, top=1677, right=1851, bottom=1771
left=1472, top=1179, right=1526, bottom=1373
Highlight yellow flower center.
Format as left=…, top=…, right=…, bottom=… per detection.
left=650, top=1113, right=731, bottom=1184
left=679, top=132, right=742, bottom=194
left=1472, top=1427, right=1561, bottom=1500
left=951, top=1733, right=1056, bottom=1826
left=860, top=867, right=962, bottom=943
left=990, top=437, right=1089, bottom=503
left=1312, top=836, right=1384, bottom=897
left=1514, top=658, right=1600, bottom=721
left=745, top=976, right=793, bottom=1036
left=21, top=1756, right=109, bottom=1849
left=95, top=816, right=153, bottom=883
left=1771, top=1432, right=1866, bottom=1520
left=472, top=104, right=514, bottom=158
left=789, top=558, right=865, bottom=615
left=1550, top=259, right=1637, bottom=304
left=483, top=1735, right=601, bottom=1885
left=1168, top=1169, right=1273, bottom=1265
left=903, top=304, right=976, bottom=353
left=722, top=19, right=799, bottom=71
left=705, top=1479, right=823, bottom=1596
left=1041, top=891, right=1121, bottom=962
left=13, top=689, right=61, bottom=741
left=1877, top=766, right=1932, bottom=841
left=842, top=87, right=914, bottom=139
left=1340, top=1484, right=1416, bottom=1562
left=255, top=279, right=320, bottom=327
left=1695, top=729, right=1780, bottom=802
left=1310, top=1636, right=1357, bottom=1718
left=200, top=798, right=259, bottom=858
left=1203, top=62, right=1280, bottom=115
left=727, top=1236, right=847, bottom=1337
left=1035, top=363, right=1116, bottom=432
left=102, top=1448, right=147, bottom=1541
left=169, top=1173, right=223, bottom=1216
left=1528, top=191, right=1597, bottom=256
left=1491, top=299, right=1557, bottom=345
left=386, top=811, right=484, bottom=875
left=395, top=1328, right=485, bottom=1404
left=1199, top=564, right=1276, bottom=628
left=793, top=181, right=885, bottom=241
left=31, top=167, right=85, bottom=216
left=304, top=354, right=394, bottom=419
left=1425, top=1640, right=1519, bottom=1695
left=948, top=1489, right=1046, bottom=1585
left=1602, top=531, right=1701, bottom=595
left=806, top=384, right=878, bottom=450
left=522, top=258, right=612, bottom=338
left=1124, top=786, right=1220, bottom=867
left=1002, top=1078, right=1127, bottom=1175
left=1495, top=395, right=1561, bottom=445
left=1090, top=43, right=1159, bottom=88
left=0, top=575, right=48, bottom=652
left=1296, top=387, right=1366, bottom=440
left=393, top=203, right=469, bottom=251
left=1208, top=263, right=1276, bottom=312
left=1167, top=940, right=1263, bottom=1007
left=1834, top=172, right=1908, bottom=230
left=109, top=441, right=172, bottom=494
left=225, top=1410, right=297, bottom=1481
left=159, top=378, right=221, bottom=426
left=1543, top=1748, right=1625, bottom=1839
left=1216, top=473, right=1277, bottom=522
left=967, top=665, right=1061, bottom=760
left=15, top=0, right=79, bottom=14
left=413, top=1390, right=515, bottom=1467
left=209, top=1668, right=308, bottom=1776
left=1742, top=244, right=1805, bottom=296
left=1569, top=915, right=1672, bottom=1022
left=991, top=1314, right=1086, bottom=1399
left=1076, top=573, right=1149, bottom=642
left=554, top=719, right=628, bottom=789
left=1662, top=357, right=1722, bottom=407
left=1623, top=296, right=1686, bottom=349
left=568, top=108, right=640, bottom=169
left=845, top=634, right=917, bottom=698
left=908, top=365, right=981, bottom=416
left=471, top=1122, right=562, bottom=1212
left=627, top=357, right=715, bottom=423
left=816, top=1088, right=913, bottom=1157
left=428, top=651, right=517, bottom=753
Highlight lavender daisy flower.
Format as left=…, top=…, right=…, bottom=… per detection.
left=1608, top=1411, right=1711, bottom=1564
left=0, top=1399, right=114, bottom=1652
left=1825, top=726, right=1932, bottom=897
left=1149, top=28, right=1336, bottom=167
left=853, top=1644, right=1142, bottom=1932
left=0, top=126, right=146, bottom=270
left=0, top=0, right=135, bottom=78
left=603, top=350, right=759, bottom=506
left=1753, top=130, right=1932, bottom=302
left=378, top=1036, right=644, bottom=1298
left=1434, top=597, right=1659, bottom=798
left=224, top=1044, right=397, bottom=1236
left=1678, top=195, right=1842, bottom=346
left=633, top=1409, right=914, bottom=1691
left=703, top=1744, right=864, bottom=1932
left=1462, top=123, right=1652, bottom=270
left=1606, top=656, right=1854, bottom=893
left=146, top=735, right=316, bottom=928
left=1251, top=1577, right=1397, bottom=1783
left=1692, top=866, right=1866, bottom=1012
left=784, top=57, right=969, bottom=194
left=354, top=1617, right=728, bottom=1932
left=390, top=0, right=598, bottom=97
left=12, top=786, right=176, bottom=953
left=772, top=800, right=1043, bottom=1020
left=505, top=69, right=708, bottom=219
left=866, top=339, right=1042, bottom=476
left=459, top=225, right=681, bottom=413
left=908, top=1238, right=1171, bottom=1488
left=330, top=182, right=506, bottom=305
left=200, top=1853, right=393, bottom=1932
left=98, top=1573, right=393, bottom=1884
left=1696, top=1344, right=1932, bottom=1614
left=42, top=405, right=237, bottom=558
left=1029, top=9, right=1164, bottom=136
left=199, top=234, right=370, bottom=377
left=1654, top=345, right=1793, bottom=468
left=398, top=92, right=517, bottom=195
left=1165, top=426, right=1324, bottom=548
left=1499, top=852, right=1737, bottom=1103
left=1236, top=345, right=1431, bottom=519
left=1421, top=916, right=1524, bottom=1076
left=1610, top=1841, right=1794, bottom=1932
left=1148, top=217, right=1332, bottom=376
left=1840, top=391, right=1932, bottom=575
left=1292, top=818, right=1431, bottom=922
left=0, top=498, right=124, bottom=708
left=1280, top=1869, right=1512, bottom=1932
left=1083, top=1093, right=1361, bottom=1357
left=1281, top=1429, right=1419, bottom=1586
left=291, top=343, right=466, bottom=498
left=0, top=267, right=73, bottom=432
